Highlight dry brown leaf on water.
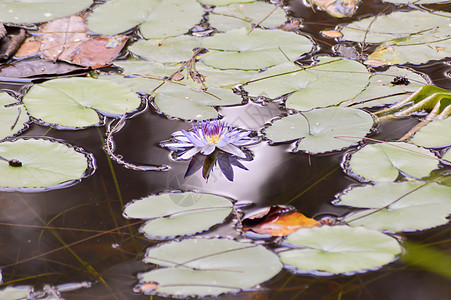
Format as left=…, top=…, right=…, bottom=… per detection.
left=242, top=205, right=319, bottom=236
left=320, top=30, right=342, bottom=38
left=16, top=15, right=127, bottom=68
left=311, top=0, right=359, bottom=18
left=0, top=58, right=88, bottom=78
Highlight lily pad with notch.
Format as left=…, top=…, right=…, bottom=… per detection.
left=335, top=181, right=451, bottom=232
left=23, top=77, right=141, bottom=129
left=0, top=138, right=93, bottom=191
left=0, top=92, right=29, bottom=141
left=136, top=238, right=283, bottom=297
left=87, top=0, right=204, bottom=38
left=123, top=192, right=234, bottom=238
left=279, top=225, right=402, bottom=275
left=244, top=57, right=370, bottom=110
left=201, top=28, right=314, bottom=70
left=343, top=142, right=440, bottom=182
left=264, top=107, right=374, bottom=154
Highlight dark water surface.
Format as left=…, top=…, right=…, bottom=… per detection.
left=0, top=0, right=450, bottom=299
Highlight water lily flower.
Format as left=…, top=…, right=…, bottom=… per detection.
left=162, top=120, right=259, bottom=160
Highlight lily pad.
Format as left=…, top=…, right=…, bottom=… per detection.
left=210, top=2, right=287, bottom=31
left=344, top=142, right=439, bottom=182
left=340, top=10, right=451, bottom=44
left=202, top=28, right=314, bottom=70
left=123, top=192, right=233, bottom=238
left=128, top=35, right=202, bottom=63
left=0, top=286, right=32, bottom=300
left=23, top=77, right=141, bottom=128
left=137, top=238, right=282, bottom=297
left=340, top=66, right=428, bottom=108
left=0, top=0, right=92, bottom=24
left=336, top=182, right=451, bottom=232
left=199, top=0, right=255, bottom=5
left=382, top=0, right=450, bottom=5
left=87, top=0, right=204, bottom=38
left=0, top=138, right=92, bottom=191
left=0, top=92, right=29, bottom=141
left=280, top=226, right=402, bottom=275
left=115, top=60, right=258, bottom=89
left=244, top=57, right=370, bottom=110
left=340, top=10, right=451, bottom=65
left=154, top=82, right=242, bottom=120
left=264, top=107, right=374, bottom=153
left=410, top=118, right=451, bottom=148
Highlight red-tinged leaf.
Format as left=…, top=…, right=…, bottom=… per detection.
left=321, top=30, right=343, bottom=38
left=16, top=15, right=127, bottom=68
left=242, top=205, right=319, bottom=236
left=71, top=35, right=128, bottom=68
left=278, top=20, right=300, bottom=31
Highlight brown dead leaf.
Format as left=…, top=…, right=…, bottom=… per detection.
left=312, top=0, right=359, bottom=18
left=16, top=15, right=127, bottom=68
left=0, top=58, right=88, bottom=78
left=278, top=20, right=300, bottom=31
left=242, top=206, right=319, bottom=236
left=71, top=35, right=128, bottom=68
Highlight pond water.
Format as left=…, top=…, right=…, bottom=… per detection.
left=0, top=0, right=450, bottom=299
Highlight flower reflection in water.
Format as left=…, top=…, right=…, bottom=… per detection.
left=162, top=120, right=259, bottom=181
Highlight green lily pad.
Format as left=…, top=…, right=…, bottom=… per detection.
left=123, top=192, right=233, bottom=238
left=340, top=10, right=451, bottom=44
left=154, top=82, right=242, bottom=120
left=344, top=142, right=439, bottom=182
left=210, top=2, right=287, bottom=31
left=137, top=238, right=282, bottom=297
left=202, top=28, right=313, bottom=70
left=0, top=92, right=29, bottom=141
left=128, top=35, right=202, bottom=63
left=0, top=286, right=32, bottom=300
left=87, top=0, right=204, bottom=38
left=0, top=0, right=92, bottom=23
left=264, top=107, right=374, bottom=153
left=336, top=182, right=451, bottom=232
left=0, top=138, right=92, bottom=191
left=410, top=118, right=451, bottom=148
left=340, top=66, right=428, bottom=108
left=340, top=10, right=451, bottom=66
left=280, top=226, right=402, bottom=275
left=244, top=57, right=370, bottom=111
left=23, top=77, right=141, bottom=128
left=115, top=60, right=258, bottom=89
left=199, top=0, right=255, bottom=5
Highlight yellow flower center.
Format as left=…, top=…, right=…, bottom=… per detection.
left=205, top=134, right=223, bottom=144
